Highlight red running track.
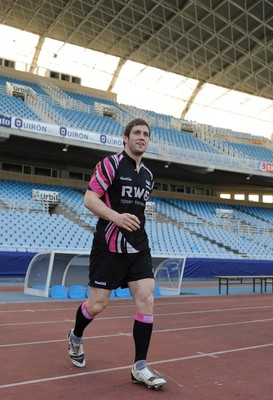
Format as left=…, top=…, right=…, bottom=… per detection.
left=1, top=294, right=273, bottom=400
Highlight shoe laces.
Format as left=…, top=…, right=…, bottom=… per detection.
left=69, top=340, right=83, bottom=355
left=139, top=367, right=157, bottom=381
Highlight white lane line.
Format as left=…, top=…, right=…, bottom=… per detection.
left=1, top=342, right=273, bottom=389
left=196, top=352, right=218, bottom=358
left=1, top=317, right=273, bottom=348
left=1, top=295, right=273, bottom=313
left=1, top=304, right=273, bottom=327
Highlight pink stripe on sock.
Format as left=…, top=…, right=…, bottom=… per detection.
left=135, top=312, right=154, bottom=324
left=81, top=302, right=94, bottom=320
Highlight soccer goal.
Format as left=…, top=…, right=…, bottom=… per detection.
left=154, top=256, right=186, bottom=296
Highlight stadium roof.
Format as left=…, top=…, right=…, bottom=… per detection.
left=0, top=0, right=272, bottom=137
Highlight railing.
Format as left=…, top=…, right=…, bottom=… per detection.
left=0, top=81, right=270, bottom=175
left=40, top=81, right=94, bottom=113
left=206, top=217, right=273, bottom=236
left=25, top=94, right=72, bottom=126
left=0, top=242, right=272, bottom=260
left=1, top=198, right=50, bottom=213
left=155, top=142, right=258, bottom=171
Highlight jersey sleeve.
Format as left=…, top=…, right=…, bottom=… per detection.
left=88, top=155, right=118, bottom=196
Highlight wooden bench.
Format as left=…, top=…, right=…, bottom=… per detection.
left=215, top=275, right=273, bottom=295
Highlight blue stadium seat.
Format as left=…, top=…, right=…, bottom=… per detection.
left=154, top=283, right=160, bottom=297
left=51, top=285, right=68, bottom=299
left=115, top=287, right=132, bottom=298
left=68, top=285, right=85, bottom=299
left=86, top=285, right=116, bottom=298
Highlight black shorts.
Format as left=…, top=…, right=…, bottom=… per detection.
left=88, top=248, right=154, bottom=290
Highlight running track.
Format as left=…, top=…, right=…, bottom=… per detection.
left=1, top=294, right=273, bottom=399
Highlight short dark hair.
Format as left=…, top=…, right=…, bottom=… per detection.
left=123, top=118, right=150, bottom=146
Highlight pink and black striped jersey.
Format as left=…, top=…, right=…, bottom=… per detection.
left=87, top=150, right=154, bottom=253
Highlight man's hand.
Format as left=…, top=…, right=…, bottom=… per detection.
left=84, top=190, right=141, bottom=231
left=113, top=213, right=141, bottom=232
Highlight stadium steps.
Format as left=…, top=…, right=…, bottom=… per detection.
left=53, top=203, right=93, bottom=233
left=0, top=200, right=8, bottom=211
left=160, top=198, right=242, bottom=255
left=185, top=226, right=240, bottom=254
left=157, top=199, right=225, bottom=252
left=233, top=205, right=270, bottom=225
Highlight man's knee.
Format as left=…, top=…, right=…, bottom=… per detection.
left=86, top=288, right=110, bottom=315
left=131, top=283, right=154, bottom=314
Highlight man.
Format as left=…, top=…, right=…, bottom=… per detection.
left=67, top=118, right=166, bottom=389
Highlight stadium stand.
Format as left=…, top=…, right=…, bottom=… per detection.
left=1, top=179, right=273, bottom=260
left=1, top=68, right=273, bottom=284
left=0, top=94, right=43, bottom=121
left=1, top=71, right=272, bottom=173
left=221, top=141, right=273, bottom=162
left=151, top=126, right=220, bottom=155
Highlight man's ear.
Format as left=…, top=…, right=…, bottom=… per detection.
left=123, top=134, right=128, bottom=144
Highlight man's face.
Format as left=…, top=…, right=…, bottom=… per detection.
left=123, top=124, right=150, bottom=157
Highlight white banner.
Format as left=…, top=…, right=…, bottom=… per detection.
left=145, top=201, right=156, bottom=212
left=216, top=208, right=233, bottom=218
left=94, top=102, right=117, bottom=117
left=32, top=189, right=59, bottom=203
left=6, top=82, right=37, bottom=98
left=259, top=162, right=273, bottom=173
left=11, top=117, right=123, bottom=148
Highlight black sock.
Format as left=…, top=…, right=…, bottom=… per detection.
left=133, top=319, right=153, bottom=363
left=73, top=303, right=94, bottom=337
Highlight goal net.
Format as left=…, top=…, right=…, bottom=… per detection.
left=154, top=256, right=186, bottom=296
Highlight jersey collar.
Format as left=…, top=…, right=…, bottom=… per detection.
left=122, top=150, right=143, bottom=170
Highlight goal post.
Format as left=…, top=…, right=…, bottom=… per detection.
left=154, top=256, right=186, bottom=296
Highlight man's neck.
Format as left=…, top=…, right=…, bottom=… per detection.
left=124, top=149, right=142, bottom=167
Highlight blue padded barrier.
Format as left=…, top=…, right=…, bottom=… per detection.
left=0, top=251, right=37, bottom=278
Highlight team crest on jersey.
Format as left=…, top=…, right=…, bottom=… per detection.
left=146, top=180, right=152, bottom=189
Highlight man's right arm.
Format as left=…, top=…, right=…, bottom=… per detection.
left=84, top=190, right=140, bottom=232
